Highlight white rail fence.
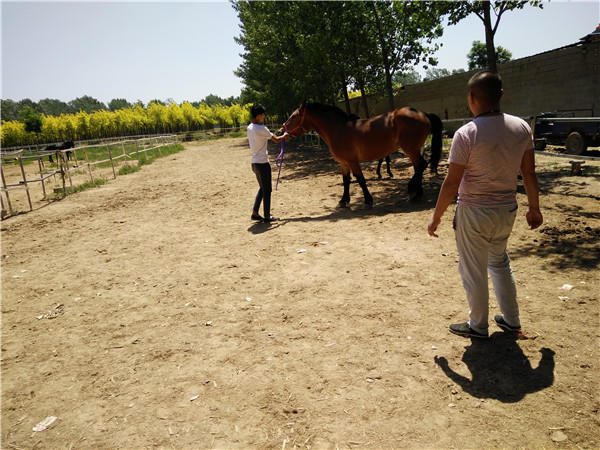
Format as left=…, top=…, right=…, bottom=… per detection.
left=1, top=134, right=177, bottom=218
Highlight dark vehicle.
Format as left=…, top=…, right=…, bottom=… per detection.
left=533, top=113, right=600, bottom=155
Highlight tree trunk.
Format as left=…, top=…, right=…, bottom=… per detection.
left=341, top=78, right=351, bottom=114
left=359, top=81, right=370, bottom=118
left=371, top=2, right=395, bottom=111
left=482, top=1, right=497, bottom=72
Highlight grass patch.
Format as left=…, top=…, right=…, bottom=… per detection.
left=118, top=164, right=140, bottom=175
left=185, top=130, right=245, bottom=142
left=52, top=177, right=107, bottom=199
left=136, top=143, right=183, bottom=166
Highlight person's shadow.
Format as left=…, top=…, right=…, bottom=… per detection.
left=434, top=332, right=555, bottom=403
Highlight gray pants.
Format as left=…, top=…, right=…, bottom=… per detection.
left=454, top=205, right=520, bottom=334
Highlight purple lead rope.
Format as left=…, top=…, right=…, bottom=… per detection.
left=275, top=140, right=284, bottom=190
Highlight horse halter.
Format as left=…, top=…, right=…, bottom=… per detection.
left=283, top=106, right=307, bottom=137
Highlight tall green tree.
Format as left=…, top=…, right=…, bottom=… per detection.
left=233, top=1, right=449, bottom=115
left=38, top=98, right=73, bottom=116
left=1, top=99, right=19, bottom=121
left=108, top=98, right=132, bottom=111
left=393, top=69, right=423, bottom=87
left=447, top=1, right=542, bottom=72
left=69, top=95, right=107, bottom=113
left=19, top=106, right=42, bottom=133
left=423, top=67, right=466, bottom=81
left=368, top=1, right=447, bottom=110
left=468, top=40, right=512, bottom=70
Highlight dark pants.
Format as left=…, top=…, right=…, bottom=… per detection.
left=252, top=163, right=272, bottom=218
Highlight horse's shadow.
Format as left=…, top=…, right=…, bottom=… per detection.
left=275, top=140, right=443, bottom=222
left=283, top=199, right=435, bottom=223
left=434, top=332, right=555, bottom=403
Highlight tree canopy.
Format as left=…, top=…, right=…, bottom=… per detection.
left=468, top=40, right=512, bottom=70
left=233, top=0, right=451, bottom=116
left=447, top=1, right=542, bottom=72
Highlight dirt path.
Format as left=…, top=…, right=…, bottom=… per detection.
left=1, top=137, right=598, bottom=448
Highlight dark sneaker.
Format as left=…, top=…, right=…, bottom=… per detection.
left=263, top=216, right=279, bottom=223
left=494, top=315, right=521, bottom=332
left=251, top=213, right=264, bottom=221
left=449, top=322, right=489, bottom=339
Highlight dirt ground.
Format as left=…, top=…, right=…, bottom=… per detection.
left=1, top=136, right=599, bottom=449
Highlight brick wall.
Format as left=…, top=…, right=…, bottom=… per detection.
left=345, top=37, right=600, bottom=122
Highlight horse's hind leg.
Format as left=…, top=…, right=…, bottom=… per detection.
left=407, top=153, right=428, bottom=201
left=386, top=155, right=393, bottom=177
left=350, top=162, right=373, bottom=206
left=377, top=155, right=393, bottom=179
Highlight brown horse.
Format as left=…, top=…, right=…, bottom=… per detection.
left=283, top=102, right=442, bottom=206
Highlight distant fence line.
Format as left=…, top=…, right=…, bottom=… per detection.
left=1, top=125, right=246, bottom=154
left=1, top=134, right=178, bottom=217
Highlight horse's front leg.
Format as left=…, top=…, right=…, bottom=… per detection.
left=350, top=162, right=373, bottom=207
left=339, top=164, right=351, bottom=208
left=407, top=153, right=428, bottom=201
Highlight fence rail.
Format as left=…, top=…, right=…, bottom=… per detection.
left=1, top=126, right=247, bottom=154
left=1, top=134, right=178, bottom=218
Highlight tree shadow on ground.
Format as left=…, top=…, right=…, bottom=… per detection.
left=434, top=332, right=555, bottom=403
left=512, top=168, right=600, bottom=271
left=528, top=164, right=600, bottom=202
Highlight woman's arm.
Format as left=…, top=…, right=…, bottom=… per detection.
left=270, top=132, right=289, bottom=143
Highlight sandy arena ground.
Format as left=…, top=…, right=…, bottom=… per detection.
left=1, top=137, right=599, bottom=448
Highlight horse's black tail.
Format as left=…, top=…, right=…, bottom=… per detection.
left=425, top=113, right=443, bottom=174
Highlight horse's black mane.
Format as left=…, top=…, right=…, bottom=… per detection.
left=305, top=102, right=360, bottom=122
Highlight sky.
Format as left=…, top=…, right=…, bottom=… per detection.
left=1, top=0, right=599, bottom=105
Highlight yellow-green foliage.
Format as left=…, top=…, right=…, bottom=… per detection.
left=1, top=103, right=253, bottom=147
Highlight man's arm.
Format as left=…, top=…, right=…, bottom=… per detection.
left=428, top=162, right=465, bottom=237
left=520, top=148, right=543, bottom=229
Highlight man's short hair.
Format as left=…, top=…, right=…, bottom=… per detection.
left=251, top=104, right=266, bottom=118
left=468, top=71, right=503, bottom=106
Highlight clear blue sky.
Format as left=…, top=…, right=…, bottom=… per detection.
left=1, top=0, right=599, bottom=105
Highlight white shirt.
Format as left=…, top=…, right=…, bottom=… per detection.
left=247, top=123, right=273, bottom=164
left=449, top=113, right=533, bottom=208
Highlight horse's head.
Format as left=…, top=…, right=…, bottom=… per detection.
left=282, top=102, right=308, bottom=138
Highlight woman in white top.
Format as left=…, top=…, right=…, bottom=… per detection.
left=247, top=104, right=289, bottom=222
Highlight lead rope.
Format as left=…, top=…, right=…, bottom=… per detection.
left=275, top=140, right=284, bottom=190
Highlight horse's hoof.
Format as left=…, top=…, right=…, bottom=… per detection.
left=408, top=191, right=423, bottom=202
left=338, top=200, right=349, bottom=208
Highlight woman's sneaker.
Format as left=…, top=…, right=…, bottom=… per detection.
left=449, top=322, right=489, bottom=339
left=494, top=315, right=521, bottom=332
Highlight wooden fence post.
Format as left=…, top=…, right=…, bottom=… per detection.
left=61, top=151, right=73, bottom=188
left=136, top=139, right=142, bottom=165
left=1, top=163, right=14, bottom=216
left=17, top=157, right=33, bottom=211
left=72, top=145, right=80, bottom=168
left=59, top=155, right=67, bottom=195
left=82, top=147, right=94, bottom=183
left=37, top=157, right=47, bottom=200
left=107, top=144, right=116, bottom=179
